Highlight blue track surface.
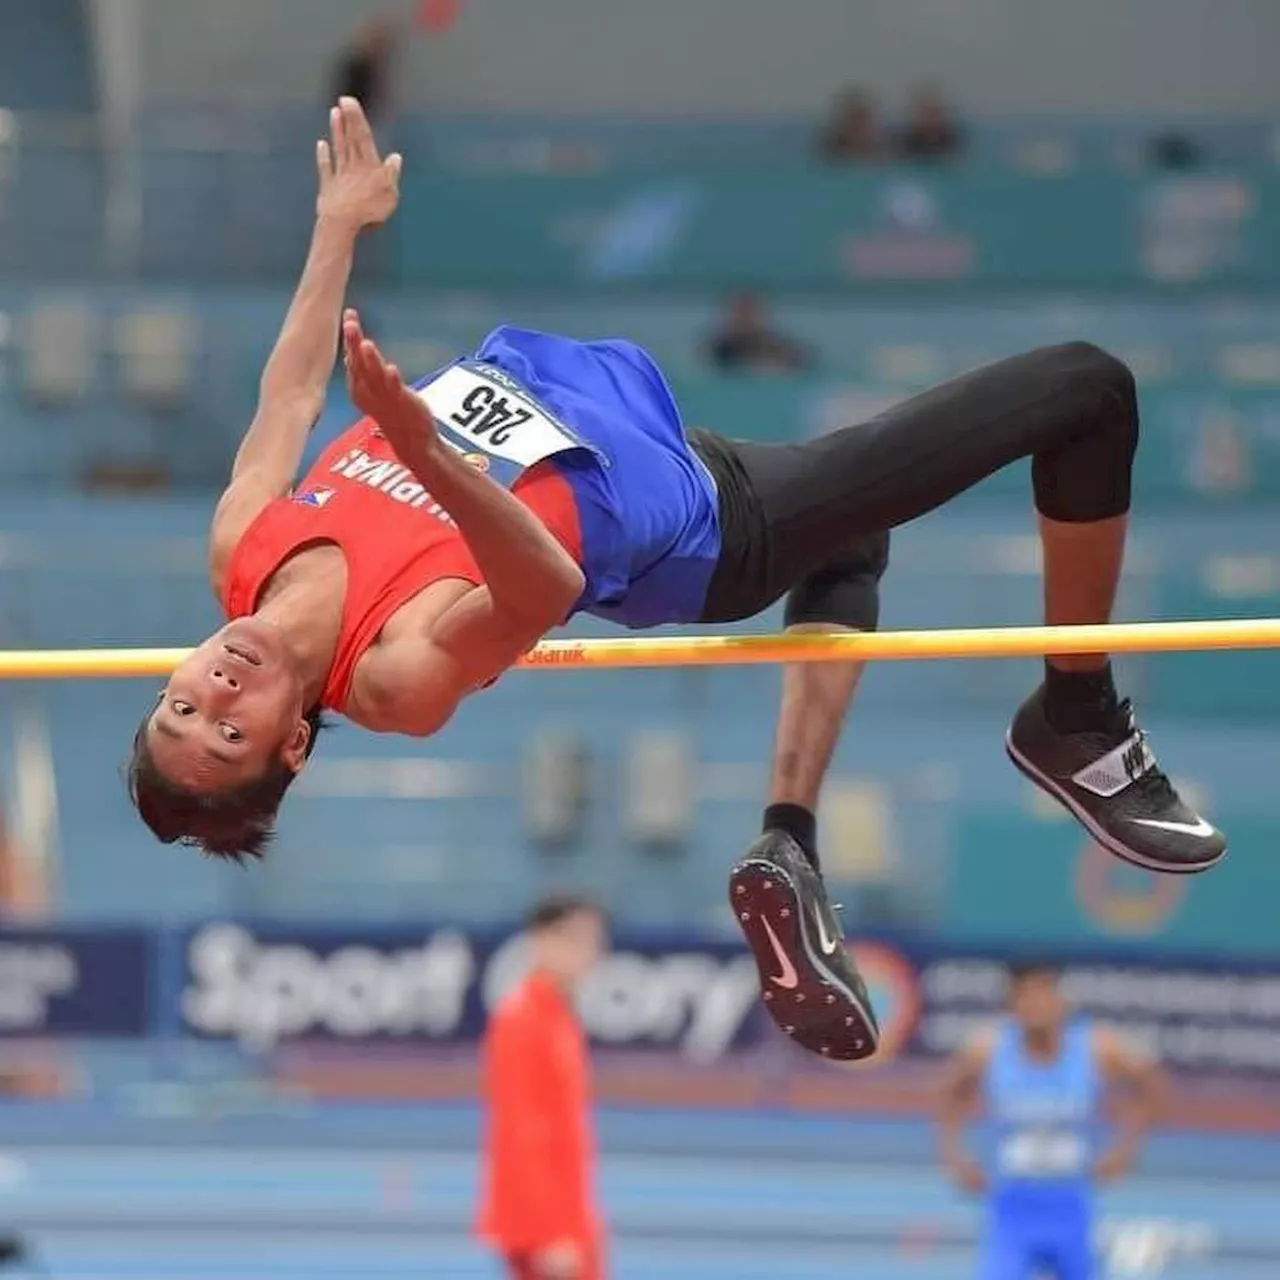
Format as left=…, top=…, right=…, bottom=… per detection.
left=0, top=1109, right=1274, bottom=1278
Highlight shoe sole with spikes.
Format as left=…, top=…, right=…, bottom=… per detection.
left=729, top=832, right=880, bottom=1062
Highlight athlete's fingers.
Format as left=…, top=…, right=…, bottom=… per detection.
left=340, top=96, right=374, bottom=163
left=330, top=103, right=348, bottom=167
left=358, top=338, right=391, bottom=397
left=378, top=353, right=401, bottom=399
left=316, top=139, right=332, bottom=187
left=346, top=333, right=374, bottom=395
left=341, top=330, right=359, bottom=384
left=342, top=312, right=363, bottom=362
left=351, top=337, right=412, bottom=419
left=352, top=362, right=383, bottom=416
left=354, top=343, right=376, bottom=393
left=347, top=320, right=378, bottom=380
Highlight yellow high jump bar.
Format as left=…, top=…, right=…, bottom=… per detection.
left=0, top=618, right=1276, bottom=680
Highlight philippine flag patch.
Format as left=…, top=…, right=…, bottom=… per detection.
left=293, top=486, right=336, bottom=508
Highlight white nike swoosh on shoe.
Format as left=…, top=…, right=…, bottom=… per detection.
left=761, top=918, right=799, bottom=988
left=813, top=910, right=842, bottom=956
left=1131, top=816, right=1218, bottom=838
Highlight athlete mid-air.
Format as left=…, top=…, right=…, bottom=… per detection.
left=129, top=99, right=1225, bottom=1062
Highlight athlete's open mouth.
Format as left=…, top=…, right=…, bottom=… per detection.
left=222, top=643, right=262, bottom=667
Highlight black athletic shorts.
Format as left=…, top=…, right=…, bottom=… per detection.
left=689, top=342, right=1137, bottom=626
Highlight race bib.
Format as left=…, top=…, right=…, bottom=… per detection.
left=415, top=362, right=591, bottom=473
left=997, top=1129, right=1088, bottom=1178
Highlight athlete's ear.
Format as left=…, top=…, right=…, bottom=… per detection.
left=280, top=717, right=312, bottom=774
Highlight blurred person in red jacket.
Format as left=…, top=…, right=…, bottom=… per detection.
left=479, top=896, right=608, bottom=1280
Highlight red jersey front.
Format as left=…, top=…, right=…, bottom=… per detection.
left=220, top=417, right=583, bottom=713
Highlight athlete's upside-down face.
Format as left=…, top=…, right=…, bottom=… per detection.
left=145, top=617, right=311, bottom=795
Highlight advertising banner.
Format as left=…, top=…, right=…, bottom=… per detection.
left=176, top=921, right=1280, bottom=1081
left=177, top=920, right=762, bottom=1059
left=0, top=928, right=150, bottom=1037
left=861, top=943, right=1280, bottom=1078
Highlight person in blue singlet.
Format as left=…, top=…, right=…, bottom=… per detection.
left=130, top=98, right=1226, bottom=1071
left=938, top=963, right=1161, bottom=1280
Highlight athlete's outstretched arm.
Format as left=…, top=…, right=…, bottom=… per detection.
left=209, top=98, right=401, bottom=589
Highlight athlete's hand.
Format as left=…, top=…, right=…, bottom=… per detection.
left=1094, top=1145, right=1134, bottom=1183
left=342, top=309, right=439, bottom=458
left=945, top=1155, right=988, bottom=1195
left=531, top=1240, right=584, bottom=1280
left=316, top=97, right=401, bottom=233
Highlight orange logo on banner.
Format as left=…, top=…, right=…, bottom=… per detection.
left=1075, top=839, right=1184, bottom=936
left=847, top=942, right=921, bottom=1062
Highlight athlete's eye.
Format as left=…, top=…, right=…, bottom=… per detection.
left=221, top=725, right=243, bottom=744
left=171, top=700, right=195, bottom=717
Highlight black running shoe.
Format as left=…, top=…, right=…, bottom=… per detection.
left=729, top=831, right=880, bottom=1061
left=1006, top=685, right=1226, bottom=874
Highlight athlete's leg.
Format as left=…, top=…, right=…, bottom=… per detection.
left=691, top=440, right=888, bottom=1054
left=705, top=341, right=1138, bottom=854
left=697, top=343, right=1222, bottom=1060
left=1044, top=1200, right=1097, bottom=1280
left=729, top=343, right=1218, bottom=871
left=764, top=537, right=887, bottom=866
left=737, top=565, right=886, bottom=1052
left=694, top=426, right=888, bottom=870
left=1051, top=1233, right=1096, bottom=1280
left=976, top=1212, right=1034, bottom=1280
left=702, top=341, right=1135, bottom=601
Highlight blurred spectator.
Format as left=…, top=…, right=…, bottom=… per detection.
left=330, top=18, right=398, bottom=123
left=817, top=88, right=885, bottom=162
left=478, top=896, right=608, bottom=1280
left=937, top=963, right=1162, bottom=1276
left=0, top=801, right=65, bottom=1104
left=898, top=87, right=965, bottom=162
left=706, top=292, right=811, bottom=374
left=0, top=805, right=46, bottom=919
left=1147, top=130, right=1203, bottom=170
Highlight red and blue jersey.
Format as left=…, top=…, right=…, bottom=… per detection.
left=221, top=326, right=722, bottom=712
left=461, top=325, right=722, bottom=628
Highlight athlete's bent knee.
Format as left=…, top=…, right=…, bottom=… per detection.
left=784, top=531, right=889, bottom=632
left=1061, top=340, right=1138, bottom=438
left=1032, top=342, right=1138, bottom=523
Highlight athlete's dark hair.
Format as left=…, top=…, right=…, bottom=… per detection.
left=525, top=894, right=605, bottom=934
left=1007, top=959, right=1062, bottom=988
left=126, top=707, right=326, bottom=863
